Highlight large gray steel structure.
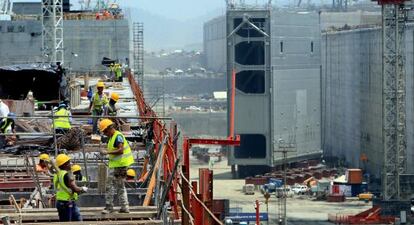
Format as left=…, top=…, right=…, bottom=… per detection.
left=322, top=26, right=414, bottom=179
left=221, top=8, right=322, bottom=176
left=0, top=19, right=129, bottom=71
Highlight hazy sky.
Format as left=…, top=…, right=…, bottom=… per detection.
left=120, top=0, right=224, bottom=20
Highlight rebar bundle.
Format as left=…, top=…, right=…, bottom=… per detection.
left=56, top=127, right=85, bottom=151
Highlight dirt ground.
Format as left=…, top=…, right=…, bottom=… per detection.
left=189, top=156, right=372, bottom=224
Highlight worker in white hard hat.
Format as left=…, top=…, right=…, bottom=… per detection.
left=0, top=99, right=10, bottom=118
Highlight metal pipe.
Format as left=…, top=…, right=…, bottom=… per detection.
left=80, top=135, right=89, bottom=186
left=51, top=109, right=58, bottom=156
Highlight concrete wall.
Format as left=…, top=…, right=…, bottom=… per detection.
left=203, top=15, right=226, bottom=73
left=320, top=11, right=381, bottom=30
left=0, top=19, right=129, bottom=72
left=322, top=26, right=414, bottom=178
left=271, top=11, right=322, bottom=165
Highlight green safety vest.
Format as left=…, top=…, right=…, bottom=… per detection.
left=53, top=170, right=78, bottom=201
left=107, top=104, right=117, bottom=116
left=92, top=93, right=108, bottom=110
left=0, top=119, right=12, bottom=133
left=115, top=67, right=122, bottom=78
left=53, top=108, right=71, bottom=129
left=107, top=130, right=134, bottom=168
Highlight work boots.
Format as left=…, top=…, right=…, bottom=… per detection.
left=101, top=204, right=115, bottom=214
left=119, top=207, right=130, bottom=213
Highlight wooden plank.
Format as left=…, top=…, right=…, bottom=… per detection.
left=0, top=206, right=157, bottom=214
left=5, top=211, right=157, bottom=222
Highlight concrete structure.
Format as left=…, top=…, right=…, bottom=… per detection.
left=321, top=25, right=414, bottom=179
left=223, top=8, right=321, bottom=176
left=320, top=11, right=381, bottom=30
left=203, top=15, right=226, bottom=73
left=0, top=18, right=129, bottom=71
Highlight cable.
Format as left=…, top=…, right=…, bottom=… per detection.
left=179, top=170, right=224, bottom=225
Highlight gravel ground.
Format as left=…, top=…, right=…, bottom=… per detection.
left=189, top=156, right=372, bottom=224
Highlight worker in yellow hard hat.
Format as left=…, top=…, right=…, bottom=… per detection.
left=71, top=164, right=87, bottom=182
left=126, top=169, right=136, bottom=180
left=105, top=92, right=119, bottom=117
left=36, top=153, right=51, bottom=174
left=99, top=119, right=134, bottom=214
left=89, top=81, right=109, bottom=134
left=54, top=154, right=87, bottom=221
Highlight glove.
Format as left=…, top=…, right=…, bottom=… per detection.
left=81, top=186, right=88, bottom=193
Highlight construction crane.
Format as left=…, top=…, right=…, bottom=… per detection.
left=0, top=0, right=12, bottom=15
left=41, top=0, right=64, bottom=65
left=377, top=0, right=408, bottom=201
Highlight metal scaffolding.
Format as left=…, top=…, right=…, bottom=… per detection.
left=381, top=2, right=407, bottom=200
left=133, top=22, right=144, bottom=90
left=41, top=0, right=64, bottom=65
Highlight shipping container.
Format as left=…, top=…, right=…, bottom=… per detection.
left=346, top=169, right=363, bottom=184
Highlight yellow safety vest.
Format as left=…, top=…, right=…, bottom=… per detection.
left=107, top=130, right=134, bottom=168
left=92, top=93, right=108, bottom=110
left=115, top=66, right=122, bottom=78
left=53, top=170, right=78, bottom=201
left=0, top=119, right=12, bottom=133
left=53, top=108, right=71, bottom=129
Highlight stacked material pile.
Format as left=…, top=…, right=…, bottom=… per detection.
left=15, top=119, right=51, bottom=133
left=57, top=127, right=85, bottom=151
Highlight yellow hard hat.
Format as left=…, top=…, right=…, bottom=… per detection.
left=71, top=164, right=81, bottom=173
left=99, top=119, right=113, bottom=132
left=39, top=153, right=50, bottom=162
left=111, top=92, right=119, bottom=102
left=97, top=81, right=105, bottom=88
left=127, top=169, right=136, bottom=177
left=56, top=154, right=71, bottom=167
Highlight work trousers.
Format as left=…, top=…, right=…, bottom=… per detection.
left=105, top=167, right=129, bottom=209
left=92, top=109, right=103, bottom=134
left=56, top=200, right=82, bottom=222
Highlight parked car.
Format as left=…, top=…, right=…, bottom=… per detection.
left=292, top=185, right=309, bottom=195
left=275, top=187, right=294, bottom=198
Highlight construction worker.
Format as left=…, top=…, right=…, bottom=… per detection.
left=71, top=164, right=87, bottom=182
left=126, top=169, right=136, bottom=181
left=105, top=92, right=119, bottom=117
left=109, top=63, right=115, bottom=77
left=53, top=103, right=72, bottom=134
left=99, top=119, right=133, bottom=214
left=36, top=153, right=51, bottom=173
left=0, top=99, right=10, bottom=118
left=54, top=154, right=88, bottom=221
left=0, top=112, right=16, bottom=148
left=114, top=64, right=123, bottom=82
left=89, top=81, right=108, bottom=134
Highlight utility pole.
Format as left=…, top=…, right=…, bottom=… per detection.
left=276, top=138, right=296, bottom=225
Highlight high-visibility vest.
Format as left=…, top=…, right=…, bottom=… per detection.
left=92, top=93, right=108, bottom=110
left=107, top=130, right=134, bottom=168
left=53, top=108, right=71, bottom=129
left=53, top=170, right=78, bottom=201
left=115, top=66, right=122, bottom=78
left=107, top=104, right=117, bottom=116
left=0, top=119, right=12, bottom=133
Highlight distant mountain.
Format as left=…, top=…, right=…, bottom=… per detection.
left=127, top=7, right=224, bottom=51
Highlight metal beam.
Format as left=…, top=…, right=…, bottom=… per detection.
left=381, top=3, right=407, bottom=200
